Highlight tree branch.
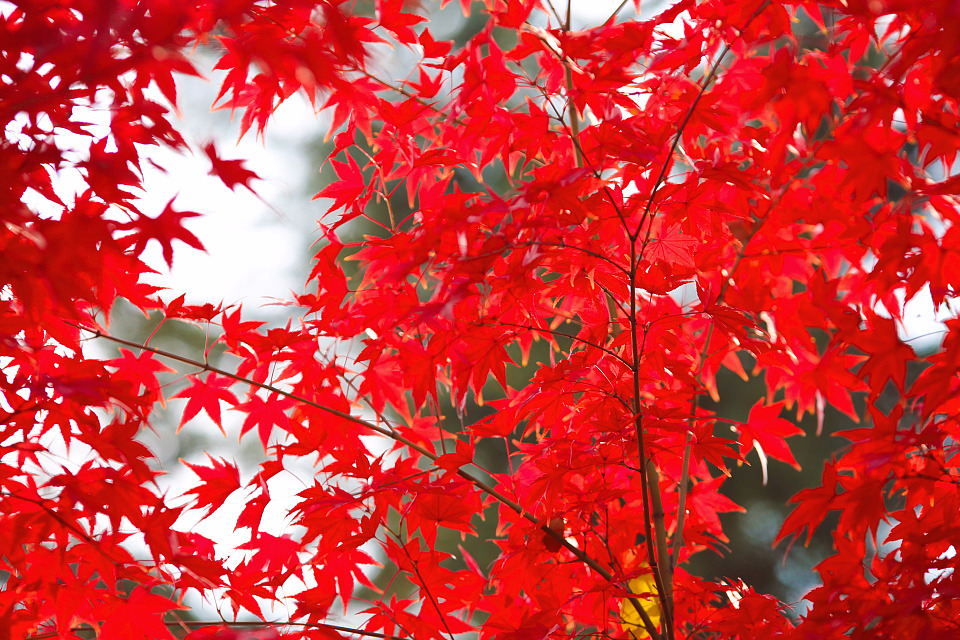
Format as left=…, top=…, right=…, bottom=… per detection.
left=77, top=324, right=663, bottom=640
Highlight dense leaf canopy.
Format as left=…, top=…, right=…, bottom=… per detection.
left=2, top=1, right=960, bottom=639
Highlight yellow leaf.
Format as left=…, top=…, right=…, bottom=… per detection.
left=620, top=561, right=661, bottom=639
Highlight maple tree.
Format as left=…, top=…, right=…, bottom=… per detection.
left=3, top=0, right=960, bottom=638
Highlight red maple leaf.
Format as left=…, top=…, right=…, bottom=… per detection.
left=775, top=462, right=840, bottom=547
left=182, top=454, right=242, bottom=519
left=122, top=198, right=205, bottom=268
left=407, top=486, right=480, bottom=546
left=99, top=587, right=182, bottom=640
left=7, top=1, right=960, bottom=638
left=239, top=393, right=293, bottom=448
left=646, top=223, right=697, bottom=267
left=736, top=400, right=804, bottom=472
left=203, top=142, right=260, bottom=192
left=173, top=373, right=239, bottom=433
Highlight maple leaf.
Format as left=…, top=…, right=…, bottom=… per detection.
left=221, top=306, right=268, bottom=354
left=378, top=0, right=428, bottom=44
left=237, top=532, right=301, bottom=580
left=7, top=1, right=960, bottom=638
left=200, top=627, right=281, bottom=640
left=236, top=480, right=271, bottom=533
left=621, top=561, right=661, bottom=639
left=203, top=142, right=260, bottom=192
left=419, top=28, right=452, bottom=58
left=173, top=374, right=240, bottom=434
left=122, top=198, right=205, bottom=268
left=407, top=487, right=479, bottom=546
left=775, top=462, right=840, bottom=547
left=182, top=455, right=242, bottom=519
left=645, top=223, right=697, bottom=267
left=841, top=310, right=915, bottom=397
left=110, top=348, right=175, bottom=405
left=314, top=154, right=367, bottom=215
left=735, top=400, right=804, bottom=481
left=165, top=294, right=225, bottom=322
left=239, top=393, right=293, bottom=448
left=99, top=587, right=182, bottom=640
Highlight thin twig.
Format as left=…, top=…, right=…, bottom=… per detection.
left=76, top=324, right=662, bottom=640
left=604, top=0, right=633, bottom=25
left=526, top=241, right=632, bottom=278
left=562, top=0, right=584, bottom=168
left=634, top=3, right=770, bottom=243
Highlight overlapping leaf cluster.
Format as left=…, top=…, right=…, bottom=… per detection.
left=2, top=1, right=960, bottom=639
